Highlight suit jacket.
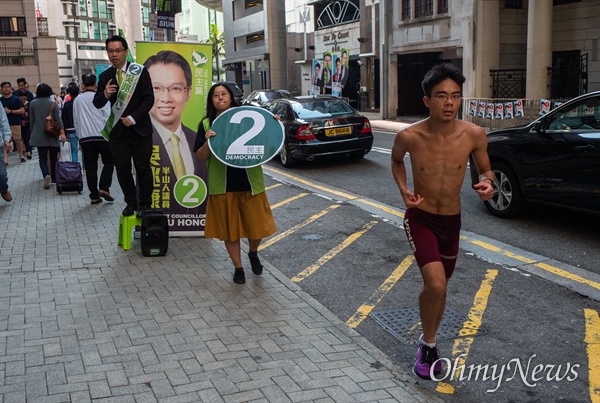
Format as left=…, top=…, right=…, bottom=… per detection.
left=322, top=67, right=332, bottom=87
left=93, top=63, right=155, bottom=140
left=151, top=123, right=208, bottom=221
left=152, top=123, right=207, bottom=182
left=339, top=66, right=349, bottom=86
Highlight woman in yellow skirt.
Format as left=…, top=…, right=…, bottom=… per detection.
left=195, top=83, right=276, bottom=284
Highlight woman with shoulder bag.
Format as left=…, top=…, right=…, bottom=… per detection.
left=29, top=83, right=67, bottom=189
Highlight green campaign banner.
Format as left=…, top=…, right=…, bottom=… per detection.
left=136, top=41, right=212, bottom=236
left=209, top=106, right=284, bottom=168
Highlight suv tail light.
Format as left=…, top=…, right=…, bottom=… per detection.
left=361, top=118, right=372, bottom=135
left=295, top=125, right=316, bottom=140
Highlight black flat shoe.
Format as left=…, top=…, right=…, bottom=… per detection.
left=248, top=251, right=263, bottom=275
left=122, top=205, right=136, bottom=216
left=233, top=268, right=245, bottom=284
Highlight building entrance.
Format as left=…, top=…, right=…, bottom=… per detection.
left=396, top=53, right=441, bottom=116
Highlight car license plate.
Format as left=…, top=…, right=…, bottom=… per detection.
left=325, top=126, right=352, bottom=137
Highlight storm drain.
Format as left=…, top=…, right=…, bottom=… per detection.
left=370, top=307, right=487, bottom=346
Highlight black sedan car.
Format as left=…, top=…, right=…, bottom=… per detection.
left=470, top=91, right=600, bottom=217
left=242, top=89, right=292, bottom=108
left=267, top=95, right=373, bottom=167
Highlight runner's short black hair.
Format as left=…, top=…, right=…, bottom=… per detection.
left=421, top=63, right=465, bottom=97
left=0, top=81, right=11, bottom=87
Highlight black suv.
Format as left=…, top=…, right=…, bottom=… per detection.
left=470, top=91, right=600, bottom=218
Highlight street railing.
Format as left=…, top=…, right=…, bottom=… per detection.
left=0, top=45, right=35, bottom=66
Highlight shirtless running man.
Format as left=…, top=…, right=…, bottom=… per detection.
left=391, top=63, right=495, bottom=380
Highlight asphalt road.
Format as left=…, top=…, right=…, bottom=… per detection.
left=254, top=129, right=600, bottom=402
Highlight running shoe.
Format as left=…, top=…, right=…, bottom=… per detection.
left=413, top=344, right=442, bottom=380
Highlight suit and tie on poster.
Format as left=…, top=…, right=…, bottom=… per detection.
left=322, top=52, right=333, bottom=90
left=136, top=42, right=212, bottom=236
left=332, top=49, right=349, bottom=97
left=312, top=59, right=322, bottom=95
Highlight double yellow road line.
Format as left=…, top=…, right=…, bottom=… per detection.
left=262, top=167, right=600, bottom=398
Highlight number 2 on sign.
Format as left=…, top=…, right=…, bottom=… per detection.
left=226, top=110, right=265, bottom=155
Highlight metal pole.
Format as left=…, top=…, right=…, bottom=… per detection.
left=72, top=0, right=80, bottom=83
left=379, top=0, right=388, bottom=119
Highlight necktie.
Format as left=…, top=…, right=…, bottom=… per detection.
left=117, top=69, right=123, bottom=86
left=170, top=133, right=185, bottom=179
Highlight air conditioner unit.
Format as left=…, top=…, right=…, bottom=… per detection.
left=108, top=24, right=117, bottom=29
left=107, top=2, right=115, bottom=9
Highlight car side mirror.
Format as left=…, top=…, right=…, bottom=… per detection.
left=532, top=120, right=545, bottom=134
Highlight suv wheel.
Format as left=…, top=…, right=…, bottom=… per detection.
left=484, top=162, right=524, bottom=218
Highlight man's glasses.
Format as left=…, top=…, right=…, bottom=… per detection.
left=152, top=85, right=189, bottom=94
left=107, top=49, right=125, bottom=55
left=432, top=93, right=462, bottom=102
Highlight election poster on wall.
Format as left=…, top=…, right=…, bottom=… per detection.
left=136, top=41, right=212, bottom=236
left=312, top=59, right=322, bottom=95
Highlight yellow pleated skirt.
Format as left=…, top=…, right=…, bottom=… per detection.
left=204, top=191, right=276, bottom=241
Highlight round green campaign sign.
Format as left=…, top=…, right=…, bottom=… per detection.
left=209, top=106, right=285, bottom=168
left=173, top=175, right=207, bottom=208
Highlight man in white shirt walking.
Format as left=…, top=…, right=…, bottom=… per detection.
left=73, top=73, right=115, bottom=205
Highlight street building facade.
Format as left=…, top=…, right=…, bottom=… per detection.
left=200, top=0, right=600, bottom=121
left=0, top=0, right=59, bottom=91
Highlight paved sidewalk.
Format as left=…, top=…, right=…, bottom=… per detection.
left=0, top=151, right=442, bottom=402
left=360, top=111, right=414, bottom=133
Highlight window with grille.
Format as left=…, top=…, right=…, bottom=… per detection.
left=314, top=0, right=359, bottom=30
left=438, top=0, right=448, bottom=13
left=415, top=0, right=433, bottom=17
left=402, top=0, right=411, bottom=20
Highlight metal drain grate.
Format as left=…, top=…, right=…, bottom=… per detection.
left=370, top=307, right=487, bottom=346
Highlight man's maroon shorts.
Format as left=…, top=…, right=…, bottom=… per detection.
left=403, top=208, right=461, bottom=278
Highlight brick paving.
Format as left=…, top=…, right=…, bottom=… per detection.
left=0, top=149, right=441, bottom=402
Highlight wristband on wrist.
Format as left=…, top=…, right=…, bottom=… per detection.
left=482, top=178, right=492, bottom=183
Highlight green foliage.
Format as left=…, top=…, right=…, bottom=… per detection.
left=205, top=24, right=225, bottom=81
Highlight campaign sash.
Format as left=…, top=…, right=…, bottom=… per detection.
left=100, top=63, right=144, bottom=140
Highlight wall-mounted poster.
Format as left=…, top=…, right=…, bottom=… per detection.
left=312, top=59, right=322, bottom=95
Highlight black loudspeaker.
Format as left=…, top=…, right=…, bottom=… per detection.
left=141, top=210, right=169, bottom=257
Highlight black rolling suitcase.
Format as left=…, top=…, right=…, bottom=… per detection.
left=55, top=161, right=83, bottom=194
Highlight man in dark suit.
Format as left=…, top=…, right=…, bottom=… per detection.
left=143, top=51, right=207, bottom=233
left=339, top=50, right=350, bottom=87
left=93, top=35, right=155, bottom=218
left=312, top=62, right=321, bottom=87
left=322, top=53, right=333, bottom=89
